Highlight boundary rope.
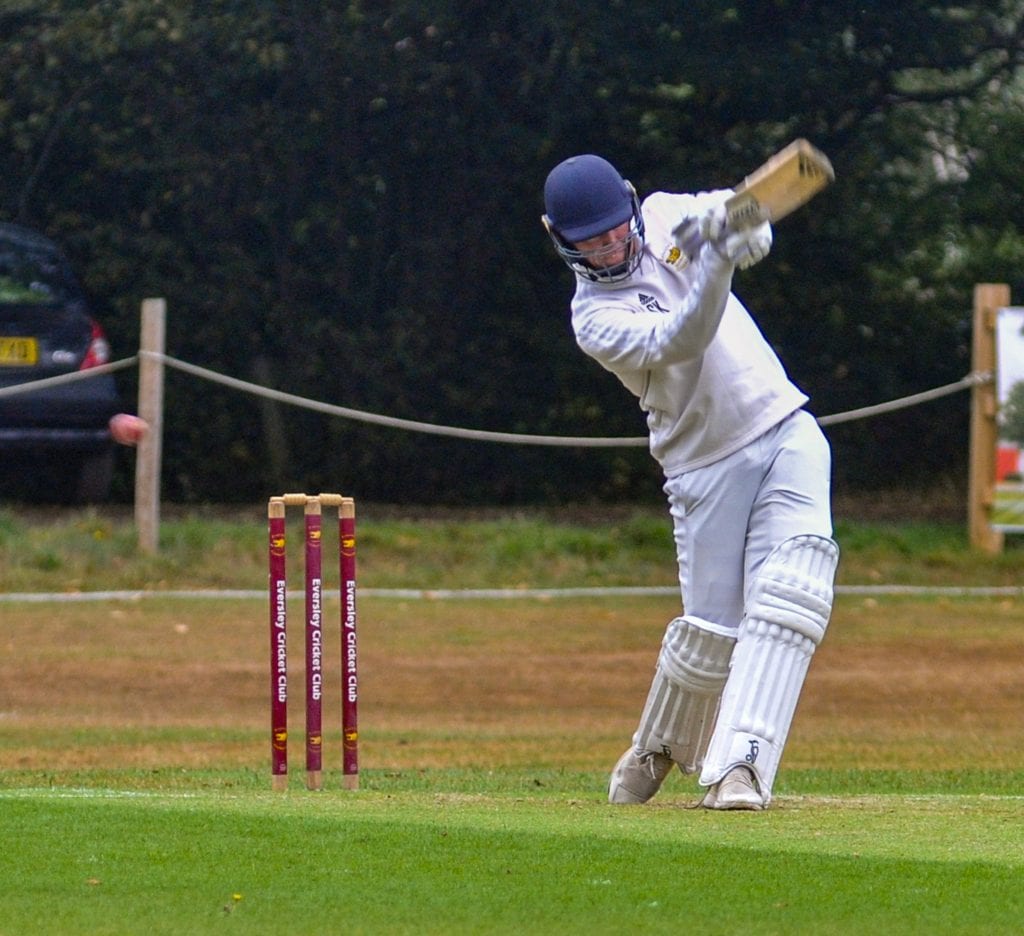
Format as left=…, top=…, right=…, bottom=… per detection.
left=0, top=351, right=992, bottom=447
left=152, top=353, right=648, bottom=447
left=0, top=356, right=138, bottom=396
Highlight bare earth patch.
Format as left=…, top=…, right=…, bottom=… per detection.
left=2, top=594, right=1023, bottom=782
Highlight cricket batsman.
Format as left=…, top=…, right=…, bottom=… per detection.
left=542, top=154, right=838, bottom=810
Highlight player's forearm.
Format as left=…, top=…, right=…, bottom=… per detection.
left=652, top=249, right=734, bottom=361
left=575, top=255, right=733, bottom=372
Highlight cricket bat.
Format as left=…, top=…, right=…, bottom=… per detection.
left=676, top=138, right=834, bottom=260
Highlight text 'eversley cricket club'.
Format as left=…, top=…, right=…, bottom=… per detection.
left=344, top=579, right=358, bottom=702
left=273, top=579, right=287, bottom=702
left=309, top=578, right=322, bottom=701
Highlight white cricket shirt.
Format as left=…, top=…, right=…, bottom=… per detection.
left=570, top=190, right=808, bottom=477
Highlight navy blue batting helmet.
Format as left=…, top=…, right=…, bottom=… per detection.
left=542, top=155, right=644, bottom=283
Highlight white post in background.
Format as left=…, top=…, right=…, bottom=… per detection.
left=135, top=298, right=166, bottom=554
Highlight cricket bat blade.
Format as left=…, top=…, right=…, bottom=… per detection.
left=725, top=138, right=834, bottom=228
left=675, top=139, right=834, bottom=261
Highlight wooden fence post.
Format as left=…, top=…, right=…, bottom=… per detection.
left=135, top=298, right=166, bottom=554
left=968, top=283, right=1009, bottom=553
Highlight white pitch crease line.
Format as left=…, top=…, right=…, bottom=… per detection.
left=1, top=585, right=1023, bottom=603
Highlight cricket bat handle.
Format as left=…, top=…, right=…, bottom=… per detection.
left=673, top=205, right=767, bottom=262
left=673, top=213, right=753, bottom=262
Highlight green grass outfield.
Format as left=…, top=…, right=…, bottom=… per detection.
left=3, top=772, right=1023, bottom=935
left=2, top=506, right=1024, bottom=933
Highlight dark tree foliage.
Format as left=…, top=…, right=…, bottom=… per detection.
left=1, top=0, right=1022, bottom=503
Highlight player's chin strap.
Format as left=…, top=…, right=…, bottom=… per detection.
left=698, top=534, right=839, bottom=805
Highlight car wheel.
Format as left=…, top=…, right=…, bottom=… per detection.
left=75, top=450, right=114, bottom=503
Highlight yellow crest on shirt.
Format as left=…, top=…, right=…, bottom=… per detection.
left=661, top=244, right=690, bottom=270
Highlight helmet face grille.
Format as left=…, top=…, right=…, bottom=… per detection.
left=553, top=222, right=645, bottom=284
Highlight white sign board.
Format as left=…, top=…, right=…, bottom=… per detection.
left=993, top=306, right=1024, bottom=531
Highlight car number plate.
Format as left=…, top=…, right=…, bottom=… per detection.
left=0, top=336, right=39, bottom=366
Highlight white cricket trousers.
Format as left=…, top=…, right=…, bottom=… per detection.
left=663, top=409, right=832, bottom=629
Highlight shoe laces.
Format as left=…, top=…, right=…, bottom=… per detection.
left=636, top=750, right=669, bottom=778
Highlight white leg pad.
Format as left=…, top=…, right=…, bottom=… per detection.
left=699, top=535, right=839, bottom=803
left=633, top=615, right=736, bottom=773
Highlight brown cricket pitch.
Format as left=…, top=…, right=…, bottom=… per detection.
left=1, top=594, right=1022, bottom=785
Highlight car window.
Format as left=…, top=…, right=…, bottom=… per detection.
left=0, top=245, right=76, bottom=304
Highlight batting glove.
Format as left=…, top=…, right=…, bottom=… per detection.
left=671, top=191, right=733, bottom=260
left=714, top=220, right=772, bottom=269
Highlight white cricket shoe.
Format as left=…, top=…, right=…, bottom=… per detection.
left=608, top=748, right=673, bottom=804
left=700, top=765, right=765, bottom=811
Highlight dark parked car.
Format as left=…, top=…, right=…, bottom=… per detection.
left=0, top=222, right=121, bottom=503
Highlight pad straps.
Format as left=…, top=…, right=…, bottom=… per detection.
left=633, top=615, right=736, bottom=772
